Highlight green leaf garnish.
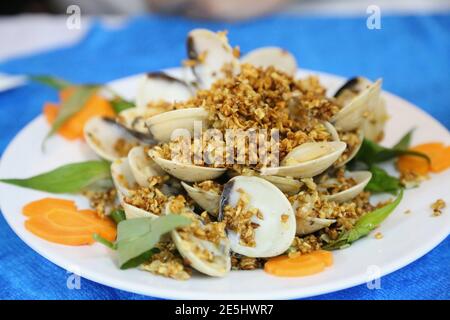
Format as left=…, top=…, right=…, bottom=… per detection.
left=323, top=189, right=403, bottom=250
left=0, top=160, right=112, bottom=193
left=93, top=233, right=117, bottom=250
left=93, top=215, right=191, bottom=269
left=109, top=96, right=135, bottom=113
left=365, top=165, right=401, bottom=194
left=110, top=209, right=126, bottom=224
left=43, top=85, right=99, bottom=147
left=29, top=75, right=72, bottom=90
left=392, top=129, right=414, bottom=150
left=354, top=138, right=429, bottom=166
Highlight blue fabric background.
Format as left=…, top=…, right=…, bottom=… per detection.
left=0, top=14, right=449, bottom=300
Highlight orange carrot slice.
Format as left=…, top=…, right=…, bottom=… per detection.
left=43, top=91, right=115, bottom=140
left=264, top=250, right=334, bottom=277
left=22, top=197, right=77, bottom=217
left=265, top=254, right=326, bottom=277
left=22, top=198, right=116, bottom=246
left=397, top=142, right=450, bottom=175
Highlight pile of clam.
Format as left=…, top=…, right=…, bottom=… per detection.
left=83, top=29, right=387, bottom=277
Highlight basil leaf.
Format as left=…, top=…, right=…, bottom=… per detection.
left=93, top=233, right=117, bottom=250
left=116, top=215, right=191, bottom=269
left=354, top=138, right=429, bottom=165
left=324, top=189, right=403, bottom=250
left=29, top=75, right=72, bottom=90
left=393, top=129, right=414, bottom=150
left=120, top=248, right=160, bottom=270
left=110, top=209, right=126, bottom=224
left=0, top=160, right=112, bottom=193
left=43, top=85, right=99, bottom=145
left=365, top=165, right=401, bottom=194
left=110, top=96, right=135, bottom=113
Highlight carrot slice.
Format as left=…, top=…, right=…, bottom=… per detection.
left=43, top=91, right=115, bottom=140
left=310, top=250, right=334, bottom=267
left=22, top=197, right=77, bottom=217
left=397, top=142, right=450, bottom=175
left=25, top=217, right=96, bottom=246
left=265, top=254, right=326, bottom=277
left=22, top=198, right=116, bottom=246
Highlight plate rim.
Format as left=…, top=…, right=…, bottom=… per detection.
left=1, top=69, right=449, bottom=300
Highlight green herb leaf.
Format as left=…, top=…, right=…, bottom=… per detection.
left=0, top=160, right=112, bottom=193
left=324, top=189, right=403, bottom=250
left=120, top=248, right=160, bottom=269
left=110, top=96, right=135, bottom=113
left=354, top=138, right=429, bottom=166
left=365, top=166, right=401, bottom=194
left=93, top=233, right=117, bottom=250
left=29, top=75, right=72, bottom=90
left=110, top=209, right=126, bottom=224
left=116, top=215, right=191, bottom=269
left=43, top=85, right=99, bottom=146
left=392, top=129, right=414, bottom=150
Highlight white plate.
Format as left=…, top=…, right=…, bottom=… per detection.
left=0, top=69, right=449, bottom=300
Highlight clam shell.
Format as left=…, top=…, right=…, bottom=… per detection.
left=187, top=29, right=240, bottom=89
left=136, top=72, right=193, bottom=109
left=334, top=129, right=364, bottom=167
left=148, top=149, right=226, bottom=183
left=296, top=217, right=336, bottom=236
left=261, top=141, right=347, bottom=178
left=118, top=107, right=163, bottom=134
left=219, top=176, right=296, bottom=258
left=333, top=79, right=382, bottom=131
left=181, top=181, right=220, bottom=216
left=110, top=158, right=158, bottom=219
left=260, top=176, right=302, bottom=195
left=166, top=202, right=231, bottom=277
left=128, top=146, right=164, bottom=187
left=241, top=47, right=297, bottom=76
left=84, top=117, right=140, bottom=162
left=145, top=107, right=209, bottom=142
left=323, top=170, right=372, bottom=203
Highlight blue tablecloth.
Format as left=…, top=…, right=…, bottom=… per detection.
left=0, top=14, right=449, bottom=300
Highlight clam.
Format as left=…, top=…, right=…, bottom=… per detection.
left=261, top=141, right=347, bottom=178
left=291, top=196, right=336, bottom=235
left=321, top=170, right=372, bottom=203
left=241, top=47, right=297, bottom=76
left=117, top=107, right=162, bottom=135
left=84, top=116, right=140, bottom=162
left=136, top=72, right=193, bottom=109
left=332, top=79, right=382, bottom=131
left=110, top=158, right=159, bottom=219
left=259, top=176, right=302, bottom=195
left=334, top=129, right=364, bottom=167
left=146, top=107, right=209, bottom=142
left=128, top=146, right=164, bottom=187
left=219, top=176, right=296, bottom=258
left=323, top=121, right=340, bottom=142
left=181, top=181, right=220, bottom=216
left=148, top=149, right=226, bottom=183
left=187, top=29, right=240, bottom=89
left=166, top=200, right=231, bottom=277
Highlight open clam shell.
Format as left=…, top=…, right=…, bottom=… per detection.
left=259, top=176, right=302, bottom=195
left=118, top=107, right=163, bottom=135
left=291, top=198, right=336, bottom=235
left=322, top=170, right=372, bottom=203
left=334, top=129, right=364, bottom=167
left=219, top=176, right=296, bottom=258
left=166, top=201, right=231, bottom=277
left=241, top=47, right=297, bottom=76
left=128, top=146, right=164, bottom=187
left=148, top=149, right=226, bottom=183
left=261, top=141, right=347, bottom=178
left=84, top=117, right=140, bottom=161
left=181, top=181, right=220, bottom=216
left=111, top=158, right=159, bottom=219
left=333, top=79, right=382, bottom=131
left=187, top=29, right=240, bottom=89
left=136, top=72, right=193, bottom=109
left=145, top=107, right=209, bottom=142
